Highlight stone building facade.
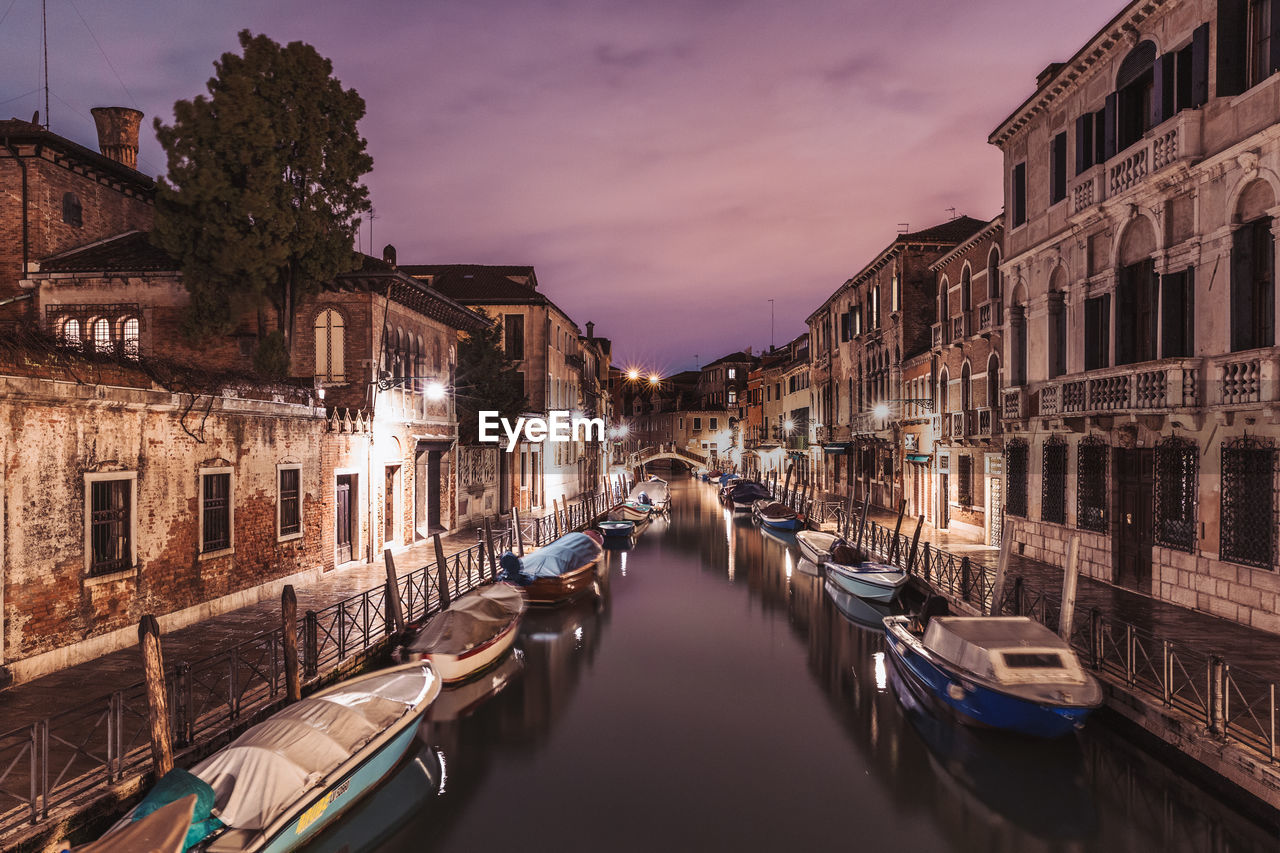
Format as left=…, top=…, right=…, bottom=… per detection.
left=991, top=0, right=1280, bottom=632
left=927, top=218, right=1006, bottom=544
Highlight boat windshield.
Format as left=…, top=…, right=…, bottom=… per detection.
left=1002, top=652, right=1065, bottom=669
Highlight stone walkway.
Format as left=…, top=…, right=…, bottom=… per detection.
left=853, top=504, right=1280, bottom=685
left=0, top=527, right=485, bottom=735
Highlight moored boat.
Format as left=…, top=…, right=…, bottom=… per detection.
left=824, top=559, right=908, bottom=603
left=500, top=531, right=604, bottom=606
left=611, top=500, right=652, bottom=522
left=103, top=661, right=441, bottom=852
left=629, top=477, right=671, bottom=512
left=752, top=499, right=801, bottom=530
left=883, top=615, right=1103, bottom=738
left=405, top=583, right=526, bottom=683
left=724, top=480, right=770, bottom=511
left=795, top=529, right=840, bottom=564
left=597, top=519, right=635, bottom=537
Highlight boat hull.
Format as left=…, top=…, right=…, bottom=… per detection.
left=598, top=521, right=635, bottom=537
left=523, top=560, right=599, bottom=606
left=795, top=530, right=837, bottom=565
left=757, top=514, right=800, bottom=530
left=418, top=617, right=519, bottom=683
left=824, top=562, right=906, bottom=603
left=883, top=619, right=1095, bottom=738
left=613, top=505, right=651, bottom=522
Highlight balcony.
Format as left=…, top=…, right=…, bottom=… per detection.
left=976, top=406, right=1000, bottom=437
left=949, top=411, right=965, bottom=438
left=1069, top=109, right=1202, bottom=215
left=1210, top=348, right=1280, bottom=408
left=977, top=299, right=1002, bottom=335
left=1036, top=359, right=1201, bottom=417
left=1002, top=387, right=1026, bottom=421
left=931, top=322, right=947, bottom=351
left=951, top=316, right=965, bottom=346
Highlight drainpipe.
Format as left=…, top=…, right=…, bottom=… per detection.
left=3, top=139, right=30, bottom=280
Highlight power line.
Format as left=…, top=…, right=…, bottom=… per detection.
left=0, top=0, right=21, bottom=32
left=67, top=0, right=139, bottom=109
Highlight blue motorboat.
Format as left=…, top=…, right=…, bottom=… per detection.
left=751, top=500, right=801, bottom=530
left=883, top=615, right=1103, bottom=738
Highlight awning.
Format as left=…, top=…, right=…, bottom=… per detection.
left=823, top=443, right=850, bottom=453
left=906, top=454, right=931, bottom=463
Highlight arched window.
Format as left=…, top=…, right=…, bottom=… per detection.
left=938, top=276, right=949, bottom=326
left=314, top=309, right=345, bottom=382
left=1231, top=179, right=1276, bottom=352
left=91, top=317, right=112, bottom=353
left=62, top=192, right=82, bottom=227
left=62, top=318, right=81, bottom=346
left=961, top=264, right=972, bottom=312
left=120, top=316, right=140, bottom=359
left=987, top=354, right=1001, bottom=410
left=961, top=362, right=972, bottom=412
left=987, top=248, right=1002, bottom=300
left=1116, top=41, right=1157, bottom=152
left=938, top=367, right=949, bottom=413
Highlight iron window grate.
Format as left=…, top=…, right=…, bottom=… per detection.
left=1042, top=436, right=1068, bottom=525
left=1155, top=436, right=1198, bottom=552
left=1006, top=439, right=1029, bottom=518
left=1220, top=436, right=1276, bottom=570
left=1077, top=436, right=1109, bottom=533
left=279, top=468, right=301, bottom=536
left=89, top=479, right=131, bottom=576
left=202, top=473, right=231, bottom=553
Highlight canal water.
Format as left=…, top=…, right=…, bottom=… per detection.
left=305, top=474, right=1280, bottom=852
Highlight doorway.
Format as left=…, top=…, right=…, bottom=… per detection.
left=335, top=473, right=356, bottom=565
left=384, top=465, right=400, bottom=546
left=1114, top=448, right=1153, bottom=593
left=938, top=473, right=950, bottom=530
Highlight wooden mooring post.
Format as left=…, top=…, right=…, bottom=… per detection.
left=988, top=531, right=1014, bottom=616
left=433, top=533, right=451, bottom=609
left=138, top=614, right=174, bottom=777
left=511, top=506, right=526, bottom=557
left=887, top=499, right=906, bottom=564
left=282, top=585, right=301, bottom=702
left=1058, top=534, right=1081, bottom=640
left=905, top=515, right=924, bottom=574
left=383, top=550, right=405, bottom=634
left=483, top=516, right=500, bottom=580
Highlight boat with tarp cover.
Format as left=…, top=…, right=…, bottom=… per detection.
left=405, top=583, right=526, bottom=682
left=98, top=661, right=440, bottom=852
left=724, top=481, right=770, bottom=511
left=628, top=476, right=670, bottom=512
left=500, top=531, right=604, bottom=605
left=751, top=499, right=801, bottom=530
left=883, top=615, right=1103, bottom=738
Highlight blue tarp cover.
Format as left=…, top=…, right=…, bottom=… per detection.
left=133, top=767, right=224, bottom=850
left=518, top=532, right=600, bottom=579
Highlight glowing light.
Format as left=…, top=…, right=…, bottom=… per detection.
left=873, top=402, right=890, bottom=420
left=783, top=418, right=796, bottom=434
left=426, top=381, right=447, bottom=401
left=621, top=552, right=628, bottom=576
left=648, top=373, right=660, bottom=385
left=627, top=369, right=640, bottom=381
left=785, top=550, right=793, bottom=580
left=873, top=651, right=887, bottom=691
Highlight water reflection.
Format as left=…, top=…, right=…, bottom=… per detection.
left=336, top=474, right=1279, bottom=852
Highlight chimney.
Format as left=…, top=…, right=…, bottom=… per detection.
left=586, top=321, right=594, bottom=340
left=382, top=244, right=397, bottom=266
left=90, top=107, right=143, bottom=170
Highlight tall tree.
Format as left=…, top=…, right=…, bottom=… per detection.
left=455, top=310, right=529, bottom=444
left=152, top=30, right=372, bottom=368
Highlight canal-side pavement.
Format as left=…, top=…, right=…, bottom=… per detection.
left=0, top=526, right=486, bottom=735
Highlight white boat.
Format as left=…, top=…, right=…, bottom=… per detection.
left=104, top=661, right=441, bottom=853
left=406, top=583, right=526, bottom=682
left=795, top=530, right=840, bottom=565
left=629, top=477, right=670, bottom=512
left=824, top=559, right=909, bottom=603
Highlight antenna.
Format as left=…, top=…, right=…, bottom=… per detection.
left=367, top=205, right=377, bottom=255
left=946, top=207, right=957, bottom=220
left=768, top=298, right=775, bottom=350
left=42, top=0, right=50, bottom=129
left=897, top=223, right=909, bottom=234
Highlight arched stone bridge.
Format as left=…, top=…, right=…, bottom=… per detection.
left=630, top=443, right=708, bottom=469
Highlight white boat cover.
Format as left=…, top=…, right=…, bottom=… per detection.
left=192, top=666, right=436, bottom=831
left=629, top=478, right=669, bottom=504
left=407, top=583, right=525, bottom=656
left=923, top=617, right=1088, bottom=685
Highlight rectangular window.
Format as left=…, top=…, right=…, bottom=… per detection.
left=727, top=368, right=736, bottom=379
left=710, top=417, right=719, bottom=431
left=1248, top=0, right=1274, bottom=88
left=504, top=314, right=525, bottom=360
left=1012, top=163, right=1027, bottom=227
left=1050, top=131, right=1067, bottom=204
left=840, top=311, right=851, bottom=342
left=86, top=474, right=135, bottom=576
left=957, top=455, right=973, bottom=507
left=278, top=465, right=302, bottom=540
left=727, top=390, right=737, bottom=405
left=1230, top=217, right=1275, bottom=352
left=200, top=470, right=232, bottom=554
left=694, top=417, right=702, bottom=431
left=1220, top=438, right=1277, bottom=569
left=1042, top=439, right=1068, bottom=525
left=1075, top=112, right=1095, bottom=174
left=853, top=306, right=862, bottom=335
left=1155, top=437, right=1198, bottom=552
left=1160, top=268, right=1195, bottom=358
left=1085, top=295, right=1111, bottom=370
left=1006, top=441, right=1029, bottom=518
left=1077, top=439, right=1109, bottom=533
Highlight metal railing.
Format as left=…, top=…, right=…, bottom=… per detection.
left=0, top=486, right=616, bottom=836
left=851, top=516, right=1280, bottom=763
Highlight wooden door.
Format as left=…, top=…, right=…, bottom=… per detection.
left=336, top=475, right=354, bottom=564
left=1114, top=448, right=1153, bottom=593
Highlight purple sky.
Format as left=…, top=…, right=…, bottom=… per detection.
left=1, top=0, right=1121, bottom=373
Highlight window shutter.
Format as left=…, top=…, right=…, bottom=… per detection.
left=1217, top=0, right=1248, bottom=97
left=1271, top=0, right=1280, bottom=75
left=1103, top=93, right=1118, bottom=161
left=1075, top=113, right=1092, bottom=174
left=1230, top=224, right=1255, bottom=351
left=1192, top=23, right=1210, bottom=106
left=1152, top=53, right=1176, bottom=126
